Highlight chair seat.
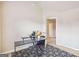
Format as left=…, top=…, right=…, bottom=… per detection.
left=36, top=40, right=45, bottom=45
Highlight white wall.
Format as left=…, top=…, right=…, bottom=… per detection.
left=42, top=7, right=79, bottom=50
left=2, top=2, right=43, bottom=52
left=42, top=8, right=60, bottom=34
left=2, top=1, right=79, bottom=53
left=57, top=8, right=79, bottom=50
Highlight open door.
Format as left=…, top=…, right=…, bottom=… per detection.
left=47, top=19, right=56, bottom=44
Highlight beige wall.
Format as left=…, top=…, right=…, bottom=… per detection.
left=0, top=2, right=3, bottom=53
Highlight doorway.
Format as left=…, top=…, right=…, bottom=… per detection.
left=47, top=19, right=56, bottom=44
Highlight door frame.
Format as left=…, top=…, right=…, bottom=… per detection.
left=46, top=18, right=56, bottom=44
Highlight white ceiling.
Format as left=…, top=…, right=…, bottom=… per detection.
left=37, top=1, right=79, bottom=12
left=2, top=1, right=79, bottom=12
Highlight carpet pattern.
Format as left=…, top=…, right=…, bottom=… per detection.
left=11, top=45, right=77, bottom=57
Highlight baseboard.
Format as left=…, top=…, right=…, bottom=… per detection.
left=56, top=43, right=79, bottom=51
left=48, top=43, right=79, bottom=56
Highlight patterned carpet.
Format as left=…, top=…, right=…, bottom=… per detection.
left=11, top=45, right=77, bottom=57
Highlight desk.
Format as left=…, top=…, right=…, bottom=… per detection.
left=14, top=36, right=45, bottom=56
